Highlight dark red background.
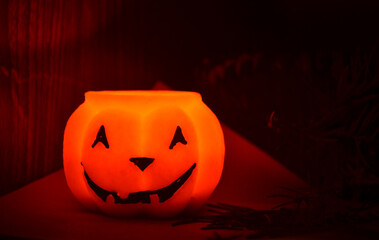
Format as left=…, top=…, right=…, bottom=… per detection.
left=1, top=0, right=378, bottom=195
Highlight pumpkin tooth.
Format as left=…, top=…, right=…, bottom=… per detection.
left=106, top=194, right=115, bottom=204
left=150, top=193, right=159, bottom=204
left=117, top=192, right=129, bottom=199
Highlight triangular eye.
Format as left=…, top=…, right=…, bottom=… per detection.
left=169, top=126, right=187, bottom=149
left=92, top=125, right=109, bottom=149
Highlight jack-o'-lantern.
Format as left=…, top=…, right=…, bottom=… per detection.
left=63, top=91, right=224, bottom=217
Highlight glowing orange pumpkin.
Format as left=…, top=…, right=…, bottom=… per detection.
left=63, top=91, right=224, bottom=217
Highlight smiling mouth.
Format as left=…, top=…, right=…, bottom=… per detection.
left=83, top=163, right=196, bottom=204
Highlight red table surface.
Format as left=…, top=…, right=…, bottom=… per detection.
left=0, top=124, right=307, bottom=239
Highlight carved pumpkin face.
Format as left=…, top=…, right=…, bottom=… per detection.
left=64, top=91, right=224, bottom=217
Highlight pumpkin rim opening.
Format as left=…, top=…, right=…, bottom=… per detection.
left=85, top=90, right=202, bottom=102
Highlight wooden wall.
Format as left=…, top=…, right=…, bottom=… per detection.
left=0, top=0, right=163, bottom=195
left=1, top=0, right=378, bottom=195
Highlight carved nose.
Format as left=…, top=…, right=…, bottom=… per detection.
left=129, top=157, right=155, bottom=171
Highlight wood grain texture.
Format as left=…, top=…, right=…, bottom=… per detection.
left=1, top=0, right=159, bottom=195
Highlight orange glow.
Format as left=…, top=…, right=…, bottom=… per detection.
left=63, top=91, right=224, bottom=217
